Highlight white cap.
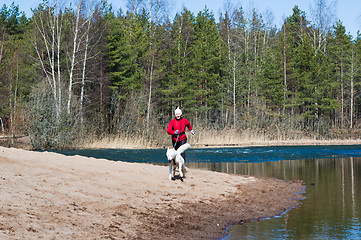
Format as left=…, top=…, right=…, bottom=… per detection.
left=175, top=107, right=182, bottom=115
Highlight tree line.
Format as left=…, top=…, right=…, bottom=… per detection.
left=0, top=0, right=360, bottom=149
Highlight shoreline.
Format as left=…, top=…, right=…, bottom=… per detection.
left=2, top=135, right=361, bottom=150
left=0, top=146, right=304, bottom=239
left=81, top=139, right=361, bottom=150
left=81, top=140, right=361, bottom=149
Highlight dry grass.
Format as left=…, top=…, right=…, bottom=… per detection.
left=79, top=128, right=361, bottom=149
left=80, top=136, right=153, bottom=149
left=192, top=128, right=361, bottom=147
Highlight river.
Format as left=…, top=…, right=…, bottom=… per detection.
left=52, top=145, right=361, bottom=239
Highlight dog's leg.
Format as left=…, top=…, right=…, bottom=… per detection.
left=179, top=162, right=184, bottom=178
left=169, top=163, right=172, bottom=180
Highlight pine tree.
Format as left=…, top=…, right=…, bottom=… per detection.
left=0, top=3, right=31, bottom=136
left=282, top=6, right=316, bottom=127
left=107, top=12, right=147, bottom=101
left=328, top=21, right=353, bottom=128
left=158, top=8, right=195, bottom=116
left=191, top=8, right=223, bottom=125
left=353, top=33, right=361, bottom=121
left=258, top=48, right=283, bottom=113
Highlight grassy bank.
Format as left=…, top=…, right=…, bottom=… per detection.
left=3, top=128, right=361, bottom=150
left=79, top=128, right=361, bottom=149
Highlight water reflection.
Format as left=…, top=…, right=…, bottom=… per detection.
left=188, top=157, right=361, bottom=239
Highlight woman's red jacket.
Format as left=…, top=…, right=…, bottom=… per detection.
left=167, top=117, right=193, bottom=142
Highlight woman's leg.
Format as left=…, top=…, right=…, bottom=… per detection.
left=175, top=139, right=187, bottom=161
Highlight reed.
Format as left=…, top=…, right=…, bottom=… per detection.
left=79, top=127, right=361, bottom=149
left=80, top=135, right=152, bottom=149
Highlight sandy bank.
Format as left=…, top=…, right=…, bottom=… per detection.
left=0, top=146, right=303, bottom=239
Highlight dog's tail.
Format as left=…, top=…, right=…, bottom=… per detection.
left=177, top=143, right=191, bottom=154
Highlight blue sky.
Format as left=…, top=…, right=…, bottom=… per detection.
left=2, top=0, right=361, bottom=38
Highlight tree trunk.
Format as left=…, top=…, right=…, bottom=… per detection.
left=0, top=118, right=5, bottom=139
left=283, top=28, right=287, bottom=115
left=0, top=28, right=5, bottom=66
left=146, top=56, right=154, bottom=132
left=68, top=0, right=82, bottom=115
left=350, top=48, right=354, bottom=129
left=341, top=57, right=344, bottom=129
left=33, top=8, right=61, bottom=118
left=80, top=14, right=92, bottom=125
left=233, top=55, right=236, bottom=126
left=245, top=28, right=250, bottom=116
left=100, top=56, right=103, bottom=114
left=56, top=9, right=62, bottom=117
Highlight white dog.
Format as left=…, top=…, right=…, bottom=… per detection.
left=166, top=143, right=190, bottom=180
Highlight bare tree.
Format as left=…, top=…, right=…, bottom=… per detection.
left=32, top=0, right=98, bottom=140
left=79, top=0, right=96, bottom=125
left=67, top=0, right=82, bottom=115
left=127, top=0, right=143, bottom=14
left=309, top=0, right=336, bottom=53
left=33, top=1, right=64, bottom=119
left=64, top=0, right=98, bottom=120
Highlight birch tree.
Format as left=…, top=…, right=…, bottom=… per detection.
left=144, top=0, right=168, bottom=132
left=67, top=0, right=82, bottom=115
left=219, top=8, right=234, bottom=126
left=33, top=2, right=63, bottom=118
left=30, top=0, right=99, bottom=147
left=219, top=3, right=246, bottom=126
left=126, top=0, right=143, bottom=15
left=79, top=0, right=96, bottom=125
left=66, top=0, right=97, bottom=120
left=309, top=0, right=336, bottom=53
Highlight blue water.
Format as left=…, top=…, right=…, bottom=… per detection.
left=49, top=144, right=361, bottom=239
left=51, top=144, right=361, bottom=163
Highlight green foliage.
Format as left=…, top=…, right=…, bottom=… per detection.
left=159, top=8, right=195, bottom=108
left=190, top=8, right=222, bottom=116
left=258, top=49, right=283, bottom=111
left=0, top=3, right=28, bottom=37
left=106, top=12, right=147, bottom=101
left=0, top=3, right=32, bottom=130
left=2, top=1, right=361, bottom=147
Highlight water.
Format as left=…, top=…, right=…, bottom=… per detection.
left=219, top=157, right=361, bottom=239
left=51, top=144, right=361, bottom=164
left=51, top=145, right=361, bottom=239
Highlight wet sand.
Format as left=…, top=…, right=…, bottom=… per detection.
left=0, top=146, right=303, bottom=239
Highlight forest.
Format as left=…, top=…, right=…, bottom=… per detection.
left=0, top=0, right=361, bottom=149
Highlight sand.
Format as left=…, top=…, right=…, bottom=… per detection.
left=0, top=146, right=304, bottom=239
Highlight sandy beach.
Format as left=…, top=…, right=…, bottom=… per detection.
left=0, top=146, right=303, bottom=239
